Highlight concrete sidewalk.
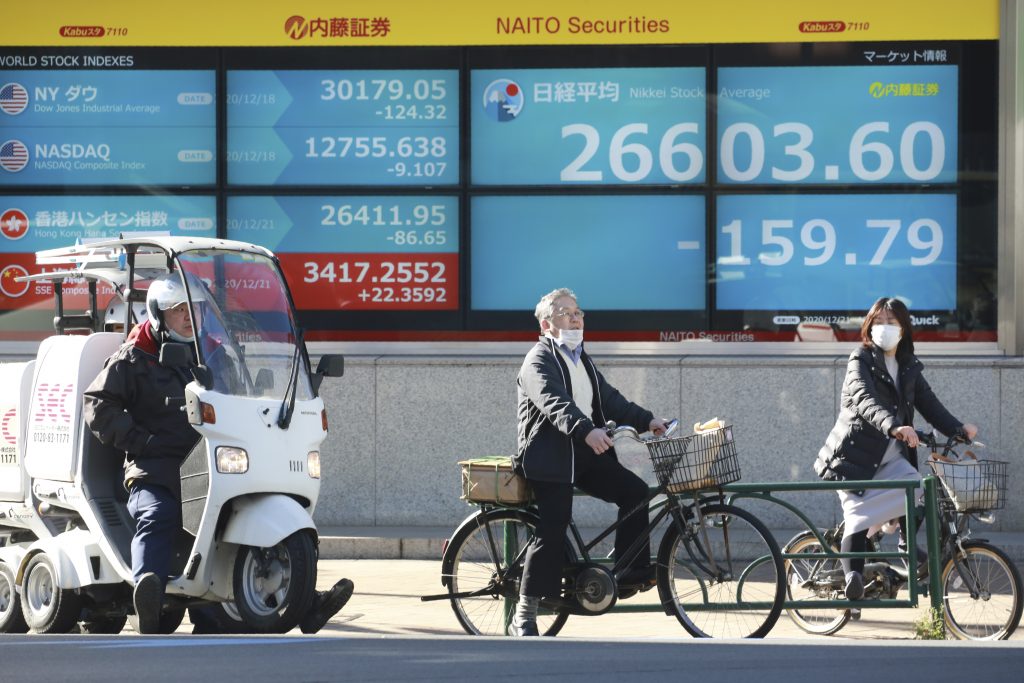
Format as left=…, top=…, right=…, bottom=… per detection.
left=306, top=526, right=1024, bottom=641
left=311, top=558, right=1024, bottom=641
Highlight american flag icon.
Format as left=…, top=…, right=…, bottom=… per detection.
left=0, top=83, right=28, bottom=115
left=0, top=140, right=29, bottom=172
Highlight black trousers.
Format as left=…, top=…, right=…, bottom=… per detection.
left=520, top=452, right=650, bottom=599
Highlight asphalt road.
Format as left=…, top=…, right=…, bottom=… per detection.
left=0, top=634, right=1021, bottom=682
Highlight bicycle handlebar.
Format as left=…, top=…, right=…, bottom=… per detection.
left=605, top=418, right=680, bottom=441
left=914, top=427, right=984, bottom=461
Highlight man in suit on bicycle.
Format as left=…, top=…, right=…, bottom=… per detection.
left=512, top=288, right=670, bottom=636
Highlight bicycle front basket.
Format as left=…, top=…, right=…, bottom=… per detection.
left=645, top=425, right=741, bottom=493
left=927, top=458, right=1007, bottom=512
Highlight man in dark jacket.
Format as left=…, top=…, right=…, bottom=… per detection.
left=511, top=288, right=669, bottom=636
left=84, top=272, right=352, bottom=634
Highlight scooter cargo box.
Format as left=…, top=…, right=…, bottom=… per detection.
left=0, top=361, right=33, bottom=502
left=459, top=456, right=532, bottom=504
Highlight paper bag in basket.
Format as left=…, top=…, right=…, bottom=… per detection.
left=670, top=418, right=730, bottom=492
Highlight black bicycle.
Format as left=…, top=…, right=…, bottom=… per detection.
left=783, top=430, right=1022, bottom=640
left=422, top=421, right=786, bottom=638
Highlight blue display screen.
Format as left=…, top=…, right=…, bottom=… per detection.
left=471, top=195, right=705, bottom=310
left=717, top=65, right=958, bottom=184
left=0, top=70, right=216, bottom=185
left=715, top=194, right=957, bottom=310
left=0, top=195, right=216, bottom=252
left=227, top=70, right=459, bottom=185
left=471, top=67, right=706, bottom=185
left=226, top=195, right=457, bottom=254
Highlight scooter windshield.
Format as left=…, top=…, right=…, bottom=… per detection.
left=176, top=250, right=313, bottom=402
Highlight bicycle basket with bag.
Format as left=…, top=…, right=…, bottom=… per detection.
left=927, top=455, right=1007, bottom=512
left=646, top=423, right=741, bottom=493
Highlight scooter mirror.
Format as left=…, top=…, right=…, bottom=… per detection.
left=254, top=368, right=274, bottom=394
left=316, top=354, right=345, bottom=378
left=159, top=342, right=194, bottom=369
left=311, top=353, right=344, bottom=396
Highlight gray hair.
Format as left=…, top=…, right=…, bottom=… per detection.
left=534, top=288, right=577, bottom=328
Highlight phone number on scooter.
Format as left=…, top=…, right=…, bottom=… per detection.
left=32, top=431, right=70, bottom=444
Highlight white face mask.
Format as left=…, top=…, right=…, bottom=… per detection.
left=167, top=328, right=195, bottom=343
left=558, top=328, right=584, bottom=350
left=871, top=324, right=902, bottom=351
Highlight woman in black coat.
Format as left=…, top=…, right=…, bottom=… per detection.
left=814, top=297, right=978, bottom=600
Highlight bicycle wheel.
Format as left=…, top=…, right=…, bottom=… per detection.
left=941, top=540, right=1023, bottom=640
left=782, top=531, right=851, bottom=635
left=658, top=502, right=784, bottom=638
left=445, top=508, right=571, bottom=637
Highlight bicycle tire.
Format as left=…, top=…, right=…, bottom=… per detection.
left=941, top=540, right=1023, bottom=640
left=782, top=531, right=851, bottom=635
left=657, top=502, right=785, bottom=638
left=445, top=508, right=571, bottom=637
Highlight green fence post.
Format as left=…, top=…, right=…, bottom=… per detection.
left=923, top=476, right=944, bottom=621
left=503, top=521, right=517, bottom=633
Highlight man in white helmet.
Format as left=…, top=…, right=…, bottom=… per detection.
left=85, top=272, right=353, bottom=634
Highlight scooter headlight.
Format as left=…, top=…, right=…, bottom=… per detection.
left=216, top=446, right=249, bottom=474
left=307, top=451, right=321, bottom=479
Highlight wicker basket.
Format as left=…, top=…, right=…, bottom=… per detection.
left=927, top=458, right=1007, bottom=512
left=646, top=425, right=741, bottom=493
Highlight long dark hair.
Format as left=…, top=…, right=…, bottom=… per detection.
left=860, top=297, right=915, bottom=358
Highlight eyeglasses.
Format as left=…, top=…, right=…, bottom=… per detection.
left=552, top=308, right=585, bottom=320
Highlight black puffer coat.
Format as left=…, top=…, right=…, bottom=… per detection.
left=516, top=337, right=653, bottom=483
left=814, top=345, right=962, bottom=483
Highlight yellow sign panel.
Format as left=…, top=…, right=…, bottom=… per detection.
left=0, top=0, right=1000, bottom=47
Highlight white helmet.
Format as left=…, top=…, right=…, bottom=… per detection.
left=103, top=297, right=148, bottom=332
left=146, top=272, right=207, bottom=333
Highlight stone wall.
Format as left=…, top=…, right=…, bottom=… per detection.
left=314, top=353, right=1024, bottom=534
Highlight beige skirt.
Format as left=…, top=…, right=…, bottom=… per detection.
left=838, top=456, right=921, bottom=537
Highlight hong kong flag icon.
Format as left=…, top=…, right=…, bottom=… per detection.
left=1, top=209, right=29, bottom=240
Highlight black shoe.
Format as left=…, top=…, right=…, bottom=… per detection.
left=133, top=573, right=163, bottom=635
left=844, top=571, right=865, bottom=601
left=510, top=615, right=539, bottom=637
left=299, top=579, right=354, bottom=634
left=617, top=565, right=657, bottom=593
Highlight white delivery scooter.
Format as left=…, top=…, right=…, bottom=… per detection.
left=0, top=235, right=344, bottom=634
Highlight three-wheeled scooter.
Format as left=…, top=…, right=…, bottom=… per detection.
left=0, top=235, right=344, bottom=634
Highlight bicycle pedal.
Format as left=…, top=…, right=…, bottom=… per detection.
left=850, top=608, right=862, bottom=621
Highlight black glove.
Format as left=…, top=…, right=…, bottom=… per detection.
left=145, top=430, right=200, bottom=459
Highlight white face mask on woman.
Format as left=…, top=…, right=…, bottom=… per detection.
left=871, top=324, right=902, bottom=351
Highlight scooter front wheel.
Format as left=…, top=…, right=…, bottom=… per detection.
left=233, top=530, right=317, bottom=633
